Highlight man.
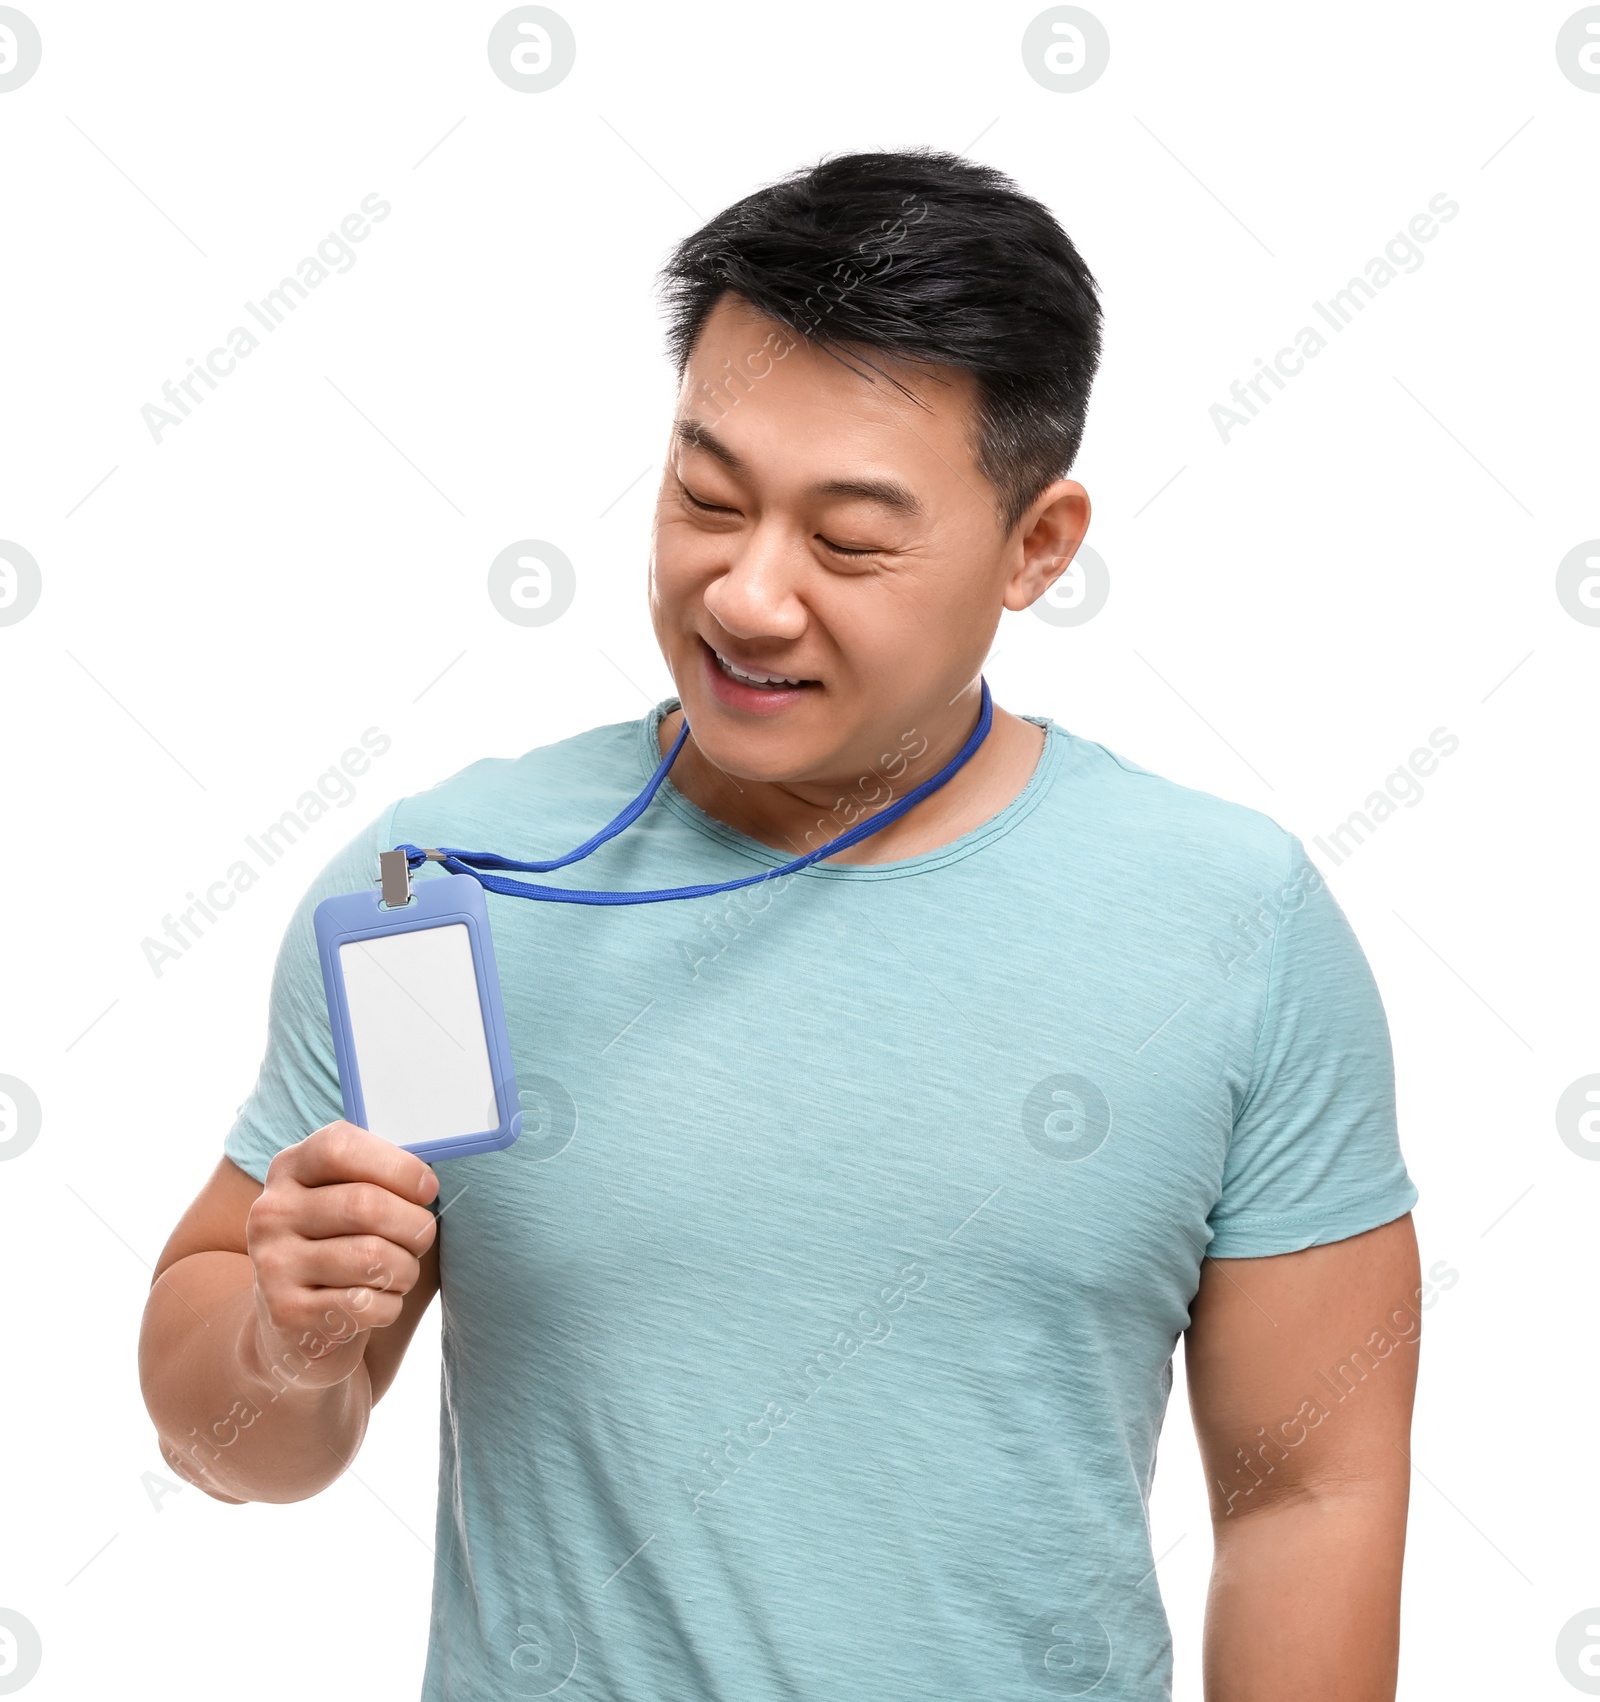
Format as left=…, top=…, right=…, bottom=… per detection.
left=141, top=150, right=1421, bottom=1700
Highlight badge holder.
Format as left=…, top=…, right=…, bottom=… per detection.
left=313, top=851, right=522, bottom=1162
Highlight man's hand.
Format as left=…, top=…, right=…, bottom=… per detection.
left=139, top=1129, right=443, bottom=1505
left=1185, top=1214, right=1422, bottom=1702
left=247, top=1122, right=440, bottom=1392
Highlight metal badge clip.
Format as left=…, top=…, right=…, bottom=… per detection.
left=378, top=848, right=412, bottom=908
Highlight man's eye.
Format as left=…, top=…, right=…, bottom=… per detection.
left=819, top=536, right=881, bottom=558
left=681, top=486, right=735, bottom=514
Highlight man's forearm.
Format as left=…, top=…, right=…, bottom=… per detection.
left=1203, top=1484, right=1408, bottom=1701
left=139, top=1251, right=371, bottom=1504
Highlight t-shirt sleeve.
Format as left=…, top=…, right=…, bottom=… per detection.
left=223, top=801, right=400, bottom=1184
left=1205, top=834, right=1418, bottom=1258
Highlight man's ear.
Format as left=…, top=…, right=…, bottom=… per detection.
left=1003, top=480, right=1092, bottom=613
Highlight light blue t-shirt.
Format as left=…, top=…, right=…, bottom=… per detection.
left=225, top=704, right=1417, bottom=1701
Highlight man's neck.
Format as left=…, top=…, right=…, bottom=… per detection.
left=655, top=699, right=1047, bottom=866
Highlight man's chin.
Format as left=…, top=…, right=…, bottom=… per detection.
left=676, top=706, right=840, bottom=792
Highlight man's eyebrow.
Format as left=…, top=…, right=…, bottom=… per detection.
left=673, top=418, right=924, bottom=518
left=673, top=418, right=744, bottom=473
left=811, top=476, right=924, bottom=518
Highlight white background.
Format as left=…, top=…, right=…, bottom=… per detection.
left=1, top=2, right=1597, bottom=1697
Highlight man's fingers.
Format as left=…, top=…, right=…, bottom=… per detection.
left=275, top=1122, right=439, bottom=1202
left=295, top=1235, right=422, bottom=1299
left=292, top=1181, right=438, bottom=1253
left=262, top=1282, right=405, bottom=1337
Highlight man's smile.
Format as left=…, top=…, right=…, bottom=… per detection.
left=699, top=636, right=820, bottom=710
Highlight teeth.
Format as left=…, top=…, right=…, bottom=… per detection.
left=715, top=649, right=805, bottom=687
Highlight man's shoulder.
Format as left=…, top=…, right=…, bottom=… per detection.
left=390, top=710, right=658, bottom=847
left=1045, top=722, right=1306, bottom=891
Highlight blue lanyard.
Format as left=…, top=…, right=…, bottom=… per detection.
left=393, top=678, right=994, bottom=906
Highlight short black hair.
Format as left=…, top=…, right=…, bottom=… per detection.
left=658, top=148, right=1102, bottom=531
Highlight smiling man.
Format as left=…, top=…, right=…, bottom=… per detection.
left=141, top=151, right=1421, bottom=1702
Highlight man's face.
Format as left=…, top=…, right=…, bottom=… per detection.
left=648, top=295, right=1080, bottom=787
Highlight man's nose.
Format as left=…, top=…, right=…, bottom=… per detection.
left=701, top=521, right=808, bottom=643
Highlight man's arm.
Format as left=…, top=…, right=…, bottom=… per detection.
left=1185, top=1213, right=1421, bottom=1702
left=138, top=1125, right=440, bottom=1504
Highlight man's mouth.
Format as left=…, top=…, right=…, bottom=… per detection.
left=702, top=638, right=818, bottom=693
